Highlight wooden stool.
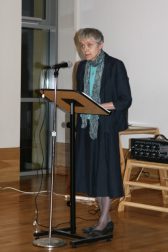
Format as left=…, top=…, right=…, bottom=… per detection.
left=118, top=159, right=168, bottom=213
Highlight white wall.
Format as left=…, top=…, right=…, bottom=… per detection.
left=1, top=1, right=168, bottom=147
left=0, top=0, right=21, bottom=148
left=77, top=0, right=168, bottom=137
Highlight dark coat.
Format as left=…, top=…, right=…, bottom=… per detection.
left=76, top=52, right=132, bottom=133
left=75, top=52, right=132, bottom=198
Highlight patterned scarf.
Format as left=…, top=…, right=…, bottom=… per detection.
left=81, top=50, right=105, bottom=140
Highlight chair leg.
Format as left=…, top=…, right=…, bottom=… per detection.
left=118, top=160, right=132, bottom=212
left=123, top=160, right=132, bottom=197
left=159, top=169, right=168, bottom=204
left=118, top=197, right=126, bottom=212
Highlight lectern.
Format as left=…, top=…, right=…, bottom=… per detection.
left=34, top=89, right=112, bottom=247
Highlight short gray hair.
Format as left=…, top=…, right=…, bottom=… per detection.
left=76, top=28, right=104, bottom=44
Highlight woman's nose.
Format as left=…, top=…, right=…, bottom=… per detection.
left=83, top=46, right=89, bottom=52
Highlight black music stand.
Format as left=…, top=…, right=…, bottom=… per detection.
left=34, top=89, right=112, bottom=247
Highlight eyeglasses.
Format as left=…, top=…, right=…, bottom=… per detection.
left=79, top=41, right=99, bottom=50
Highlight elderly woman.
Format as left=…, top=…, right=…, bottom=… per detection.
left=74, top=28, right=132, bottom=237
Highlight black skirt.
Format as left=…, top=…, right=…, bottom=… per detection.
left=75, top=120, right=124, bottom=198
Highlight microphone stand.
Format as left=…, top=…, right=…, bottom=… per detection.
left=33, top=67, right=113, bottom=248
left=33, top=68, right=66, bottom=248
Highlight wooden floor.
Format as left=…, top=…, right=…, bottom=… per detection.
left=1, top=174, right=168, bottom=252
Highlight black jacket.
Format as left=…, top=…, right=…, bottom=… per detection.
left=76, top=52, right=132, bottom=133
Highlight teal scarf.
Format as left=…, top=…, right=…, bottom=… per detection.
left=81, top=50, right=105, bottom=140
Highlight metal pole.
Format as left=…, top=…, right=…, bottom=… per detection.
left=33, top=69, right=66, bottom=248
left=70, top=101, right=76, bottom=234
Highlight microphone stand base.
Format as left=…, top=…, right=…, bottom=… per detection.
left=33, top=229, right=113, bottom=248
left=33, top=237, right=66, bottom=248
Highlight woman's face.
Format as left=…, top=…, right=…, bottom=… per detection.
left=79, top=37, right=103, bottom=61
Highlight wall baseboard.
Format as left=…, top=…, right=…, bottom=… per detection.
left=0, top=143, right=70, bottom=182
left=0, top=148, right=20, bottom=183
left=56, top=143, right=70, bottom=175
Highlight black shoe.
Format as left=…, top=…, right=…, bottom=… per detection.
left=82, top=225, right=95, bottom=234
left=90, top=221, right=114, bottom=237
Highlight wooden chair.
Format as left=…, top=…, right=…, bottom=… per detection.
left=118, top=126, right=168, bottom=213
left=118, top=159, right=168, bottom=213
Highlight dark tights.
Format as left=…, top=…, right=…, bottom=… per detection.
left=95, top=196, right=111, bottom=230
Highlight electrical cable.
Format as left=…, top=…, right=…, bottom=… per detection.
left=0, top=186, right=66, bottom=197
left=0, top=186, right=47, bottom=195
left=0, top=184, right=119, bottom=230
left=33, top=98, right=46, bottom=229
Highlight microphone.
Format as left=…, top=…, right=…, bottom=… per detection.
left=45, top=61, right=73, bottom=69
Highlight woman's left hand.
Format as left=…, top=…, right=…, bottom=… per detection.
left=101, top=102, right=115, bottom=110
